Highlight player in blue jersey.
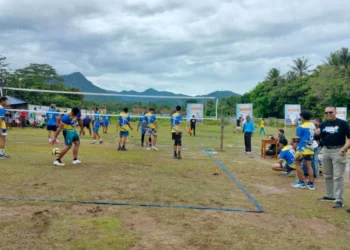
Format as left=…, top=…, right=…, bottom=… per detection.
left=46, top=104, right=60, bottom=144
left=291, top=110, right=316, bottom=190
left=272, top=138, right=296, bottom=176
left=102, top=110, right=111, bottom=134
left=145, top=108, right=159, bottom=151
left=52, top=107, right=85, bottom=166
left=171, top=106, right=183, bottom=159
left=92, top=107, right=103, bottom=144
left=0, top=97, right=9, bottom=159
left=117, top=107, right=133, bottom=151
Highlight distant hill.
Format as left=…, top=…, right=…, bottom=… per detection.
left=60, top=72, right=240, bottom=103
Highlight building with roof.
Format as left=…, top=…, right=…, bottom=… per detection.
left=5, top=96, right=28, bottom=110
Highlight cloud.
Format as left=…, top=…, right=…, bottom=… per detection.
left=0, top=0, right=350, bottom=95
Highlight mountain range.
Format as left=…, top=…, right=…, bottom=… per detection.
left=60, top=72, right=240, bottom=103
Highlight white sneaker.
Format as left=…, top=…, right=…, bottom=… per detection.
left=151, top=146, right=159, bottom=151
left=73, top=159, right=82, bottom=165
left=92, top=141, right=97, bottom=144
left=56, top=139, right=60, bottom=144
left=48, top=139, right=52, bottom=144
left=53, top=160, right=65, bottom=166
left=246, top=152, right=253, bottom=155
left=146, top=147, right=151, bottom=151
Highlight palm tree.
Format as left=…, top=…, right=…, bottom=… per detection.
left=289, top=57, right=312, bottom=77
left=284, top=71, right=297, bottom=82
left=265, top=68, right=281, bottom=86
left=325, top=52, right=341, bottom=67
left=338, top=47, right=350, bottom=68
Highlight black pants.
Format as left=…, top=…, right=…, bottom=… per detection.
left=141, top=134, right=152, bottom=146
left=190, top=125, right=196, bottom=136
left=244, top=132, right=252, bottom=152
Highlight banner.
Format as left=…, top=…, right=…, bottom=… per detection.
left=336, top=107, right=347, bottom=121
left=285, top=104, right=301, bottom=126
left=187, top=103, right=204, bottom=124
left=236, top=104, right=253, bottom=120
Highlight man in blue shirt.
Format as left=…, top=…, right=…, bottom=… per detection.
left=171, top=106, right=183, bottom=159
left=81, top=115, right=92, bottom=136
left=136, top=111, right=151, bottom=147
left=46, top=104, right=60, bottom=144
left=243, top=115, right=254, bottom=154
left=92, top=107, right=103, bottom=144
left=117, top=107, right=133, bottom=151
left=0, top=96, right=9, bottom=159
left=102, top=110, right=111, bottom=134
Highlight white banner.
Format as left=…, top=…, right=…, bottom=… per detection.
left=336, top=107, right=347, bottom=121
left=187, top=103, right=204, bottom=124
left=236, top=104, right=253, bottom=120
left=285, top=104, right=301, bottom=126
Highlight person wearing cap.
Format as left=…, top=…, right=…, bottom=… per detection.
left=46, top=104, right=60, bottom=144
left=315, top=105, right=350, bottom=210
left=243, top=115, right=254, bottom=154
left=291, top=110, right=316, bottom=190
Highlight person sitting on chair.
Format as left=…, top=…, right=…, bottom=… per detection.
left=266, top=129, right=286, bottom=156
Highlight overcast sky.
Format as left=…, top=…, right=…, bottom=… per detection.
left=1, top=0, right=349, bottom=95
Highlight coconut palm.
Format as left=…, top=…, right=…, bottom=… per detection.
left=289, top=57, right=312, bottom=77
left=284, top=71, right=298, bottom=82
left=265, top=68, right=281, bottom=86
left=338, top=47, right=350, bottom=68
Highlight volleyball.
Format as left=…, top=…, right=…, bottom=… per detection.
left=52, top=148, right=61, bottom=156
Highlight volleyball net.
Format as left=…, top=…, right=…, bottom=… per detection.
left=1, top=87, right=219, bottom=121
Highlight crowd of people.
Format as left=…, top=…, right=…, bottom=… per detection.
left=240, top=106, right=350, bottom=213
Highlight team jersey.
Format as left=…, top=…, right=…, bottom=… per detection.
left=0, top=105, right=6, bottom=129
left=103, top=114, right=111, bottom=123
left=145, top=112, right=157, bottom=129
left=171, top=113, right=183, bottom=132
left=296, top=121, right=316, bottom=155
left=260, top=120, right=265, bottom=128
left=61, top=111, right=81, bottom=130
left=139, top=115, right=146, bottom=134
left=94, top=112, right=101, bottom=127
left=46, top=109, right=59, bottom=126
left=280, top=145, right=296, bottom=166
left=118, top=112, right=131, bottom=132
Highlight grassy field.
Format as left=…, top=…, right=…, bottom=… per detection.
left=0, top=122, right=350, bottom=250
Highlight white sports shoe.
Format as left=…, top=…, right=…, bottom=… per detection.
left=151, top=146, right=159, bottom=151
left=73, top=159, right=82, bottom=165
left=146, top=147, right=151, bottom=151
left=53, top=160, right=65, bottom=166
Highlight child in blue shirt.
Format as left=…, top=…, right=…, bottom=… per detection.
left=272, top=138, right=296, bottom=177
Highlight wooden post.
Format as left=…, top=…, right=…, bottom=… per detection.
left=220, top=100, right=225, bottom=151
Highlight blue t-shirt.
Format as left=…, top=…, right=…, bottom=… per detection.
left=171, top=113, right=183, bottom=132
left=139, top=115, right=146, bottom=134
left=61, top=111, right=81, bottom=130
left=296, top=121, right=316, bottom=155
left=118, top=112, right=131, bottom=132
left=83, top=117, right=91, bottom=124
left=145, top=112, right=157, bottom=129
left=103, top=114, right=111, bottom=123
left=46, top=109, right=59, bottom=126
left=94, top=112, right=101, bottom=127
left=0, top=105, right=5, bottom=118
left=280, top=145, right=296, bottom=166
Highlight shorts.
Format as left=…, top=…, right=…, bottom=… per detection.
left=83, top=123, right=91, bottom=129
left=1, top=121, right=6, bottom=136
left=92, top=126, right=100, bottom=132
left=120, top=131, right=129, bottom=137
left=145, top=128, right=157, bottom=136
left=63, top=129, right=80, bottom=146
left=47, top=125, right=57, bottom=131
left=172, top=132, right=182, bottom=141
left=103, top=122, right=109, bottom=127
left=295, top=152, right=313, bottom=162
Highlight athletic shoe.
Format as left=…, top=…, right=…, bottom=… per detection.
left=284, top=169, right=295, bottom=177
left=291, top=181, right=306, bottom=188
left=146, top=147, right=151, bottom=151
left=92, top=141, right=97, bottom=144
left=246, top=152, right=253, bottom=155
left=151, top=146, right=159, bottom=151
left=72, top=159, right=82, bottom=165
left=121, top=147, right=128, bottom=151
left=177, top=155, right=182, bottom=159
left=173, top=155, right=178, bottom=159
left=0, top=155, right=8, bottom=160
left=99, top=140, right=103, bottom=144
left=318, top=196, right=336, bottom=202
left=53, top=160, right=65, bottom=166
left=117, top=147, right=121, bottom=151
left=333, top=201, right=344, bottom=208
left=307, top=183, right=315, bottom=190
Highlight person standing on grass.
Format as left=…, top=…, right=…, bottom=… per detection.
left=291, top=110, right=316, bottom=190
left=235, top=116, right=243, bottom=134
left=171, top=106, right=183, bottom=159
left=92, top=108, right=103, bottom=144
left=31, top=107, right=37, bottom=128
left=145, top=108, right=159, bottom=151
left=243, top=115, right=254, bottom=154
left=19, top=110, right=27, bottom=128
left=46, top=104, right=60, bottom=144
left=0, top=97, right=10, bottom=159
left=190, top=115, right=196, bottom=136
left=102, top=110, right=111, bottom=134
left=259, top=119, right=266, bottom=135
left=137, top=111, right=151, bottom=147
left=52, top=107, right=85, bottom=166
left=117, top=108, right=133, bottom=151
left=315, top=106, right=350, bottom=210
